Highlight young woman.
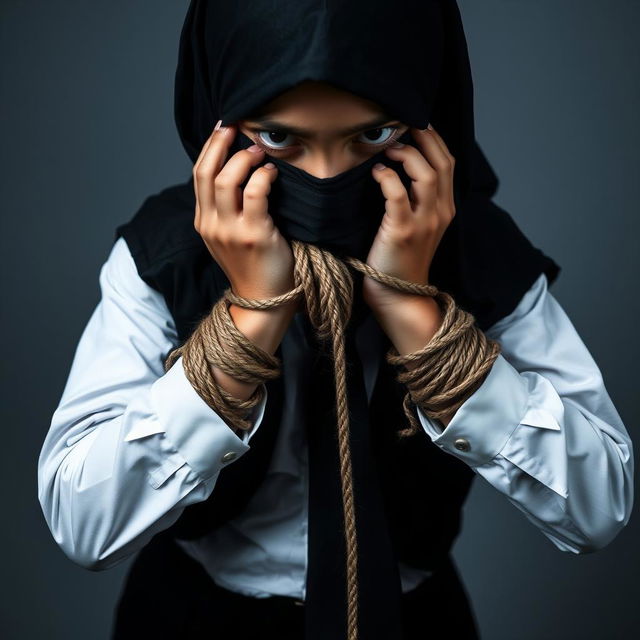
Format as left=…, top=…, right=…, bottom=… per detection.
left=37, top=1, right=634, bottom=639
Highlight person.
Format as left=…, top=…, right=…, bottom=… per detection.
left=37, top=2, right=634, bottom=639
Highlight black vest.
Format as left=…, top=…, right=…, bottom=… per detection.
left=113, top=165, right=560, bottom=574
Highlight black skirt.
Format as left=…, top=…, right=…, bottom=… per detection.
left=110, top=530, right=481, bottom=639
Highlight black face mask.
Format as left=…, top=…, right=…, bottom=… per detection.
left=228, top=129, right=416, bottom=264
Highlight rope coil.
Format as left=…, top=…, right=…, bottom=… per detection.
left=164, top=239, right=501, bottom=640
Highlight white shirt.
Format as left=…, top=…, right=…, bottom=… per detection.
left=37, top=236, right=634, bottom=601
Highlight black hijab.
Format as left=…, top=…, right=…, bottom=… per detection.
left=142, top=0, right=560, bottom=335
left=176, top=0, right=473, bottom=195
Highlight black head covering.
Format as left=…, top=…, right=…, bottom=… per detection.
left=162, top=0, right=560, bottom=331
left=176, top=0, right=473, bottom=195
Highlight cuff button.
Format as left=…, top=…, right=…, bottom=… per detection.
left=454, top=438, right=470, bottom=452
left=221, top=451, right=238, bottom=463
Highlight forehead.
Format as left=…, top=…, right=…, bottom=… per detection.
left=246, top=81, right=391, bottom=120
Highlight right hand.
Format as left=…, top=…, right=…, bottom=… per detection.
left=193, top=122, right=299, bottom=309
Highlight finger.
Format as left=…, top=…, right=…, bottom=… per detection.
left=193, top=124, right=220, bottom=229
left=382, top=143, right=437, bottom=210
left=195, top=124, right=237, bottom=227
left=214, top=144, right=266, bottom=222
left=242, top=163, right=279, bottom=224
left=193, top=121, right=222, bottom=188
left=425, top=126, right=457, bottom=212
left=426, top=124, right=456, bottom=164
left=408, top=127, right=455, bottom=212
left=371, top=163, right=412, bottom=224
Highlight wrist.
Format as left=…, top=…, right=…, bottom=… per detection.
left=228, top=301, right=297, bottom=355
left=372, top=294, right=443, bottom=357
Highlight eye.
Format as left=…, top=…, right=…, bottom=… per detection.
left=256, top=130, right=297, bottom=150
left=249, top=124, right=404, bottom=155
left=356, top=126, right=399, bottom=146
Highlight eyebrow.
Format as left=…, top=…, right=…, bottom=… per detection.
left=244, top=114, right=400, bottom=137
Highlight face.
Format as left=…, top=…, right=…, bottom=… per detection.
left=238, top=81, right=409, bottom=179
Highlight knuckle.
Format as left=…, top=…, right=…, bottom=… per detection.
left=423, top=170, right=438, bottom=185
left=388, top=192, right=406, bottom=206
left=425, top=215, right=440, bottom=231
left=194, top=164, right=210, bottom=181
left=235, top=229, right=261, bottom=250
left=243, top=185, right=263, bottom=200
left=214, top=229, right=229, bottom=245
left=394, top=229, right=415, bottom=246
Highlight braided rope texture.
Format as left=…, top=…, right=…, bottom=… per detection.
left=164, top=239, right=501, bottom=640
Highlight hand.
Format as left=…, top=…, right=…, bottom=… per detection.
left=193, top=123, right=299, bottom=308
left=362, top=125, right=456, bottom=309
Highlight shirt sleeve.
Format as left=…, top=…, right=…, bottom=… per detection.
left=416, top=273, right=634, bottom=554
left=37, top=236, right=268, bottom=571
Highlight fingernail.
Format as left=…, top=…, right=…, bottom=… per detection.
left=214, top=119, right=222, bottom=132
left=247, top=144, right=264, bottom=153
left=427, top=123, right=434, bottom=130
left=373, top=162, right=386, bottom=170
left=264, top=162, right=276, bottom=169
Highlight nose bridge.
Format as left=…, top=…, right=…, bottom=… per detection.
left=304, top=142, right=354, bottom=178
left=302, top=145, right=352, bottom=178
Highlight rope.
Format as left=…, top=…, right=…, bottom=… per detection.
left=164, top=239, right=501, bottom=639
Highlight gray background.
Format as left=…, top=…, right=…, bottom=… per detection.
left=2, top=0, right=638, bottom=638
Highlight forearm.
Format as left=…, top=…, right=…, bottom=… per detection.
left=215, top=300, right=298, bottom=400
left=370, top=294, right=457, bottom=427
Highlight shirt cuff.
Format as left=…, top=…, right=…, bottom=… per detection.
left=148, top=356, right=268, bottom=481
left=417, top=354, right=529, bottom=467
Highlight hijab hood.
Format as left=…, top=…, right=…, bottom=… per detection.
left=174, top=0, right=475, bottom=200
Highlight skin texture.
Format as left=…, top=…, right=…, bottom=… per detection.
left=192, top=81, right=457, bottom=428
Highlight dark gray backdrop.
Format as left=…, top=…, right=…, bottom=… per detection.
left=2, top=1, right=637, bottom=638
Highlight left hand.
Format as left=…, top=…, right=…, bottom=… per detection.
left=363, top=124, right=456, bottom=309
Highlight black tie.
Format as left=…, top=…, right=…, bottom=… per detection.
left=302, top=313, right=405, bottom=640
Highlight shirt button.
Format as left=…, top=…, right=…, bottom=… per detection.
left=220, top=451, right=237, bottom=463
left=454, top=438, right=470, bottom=452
